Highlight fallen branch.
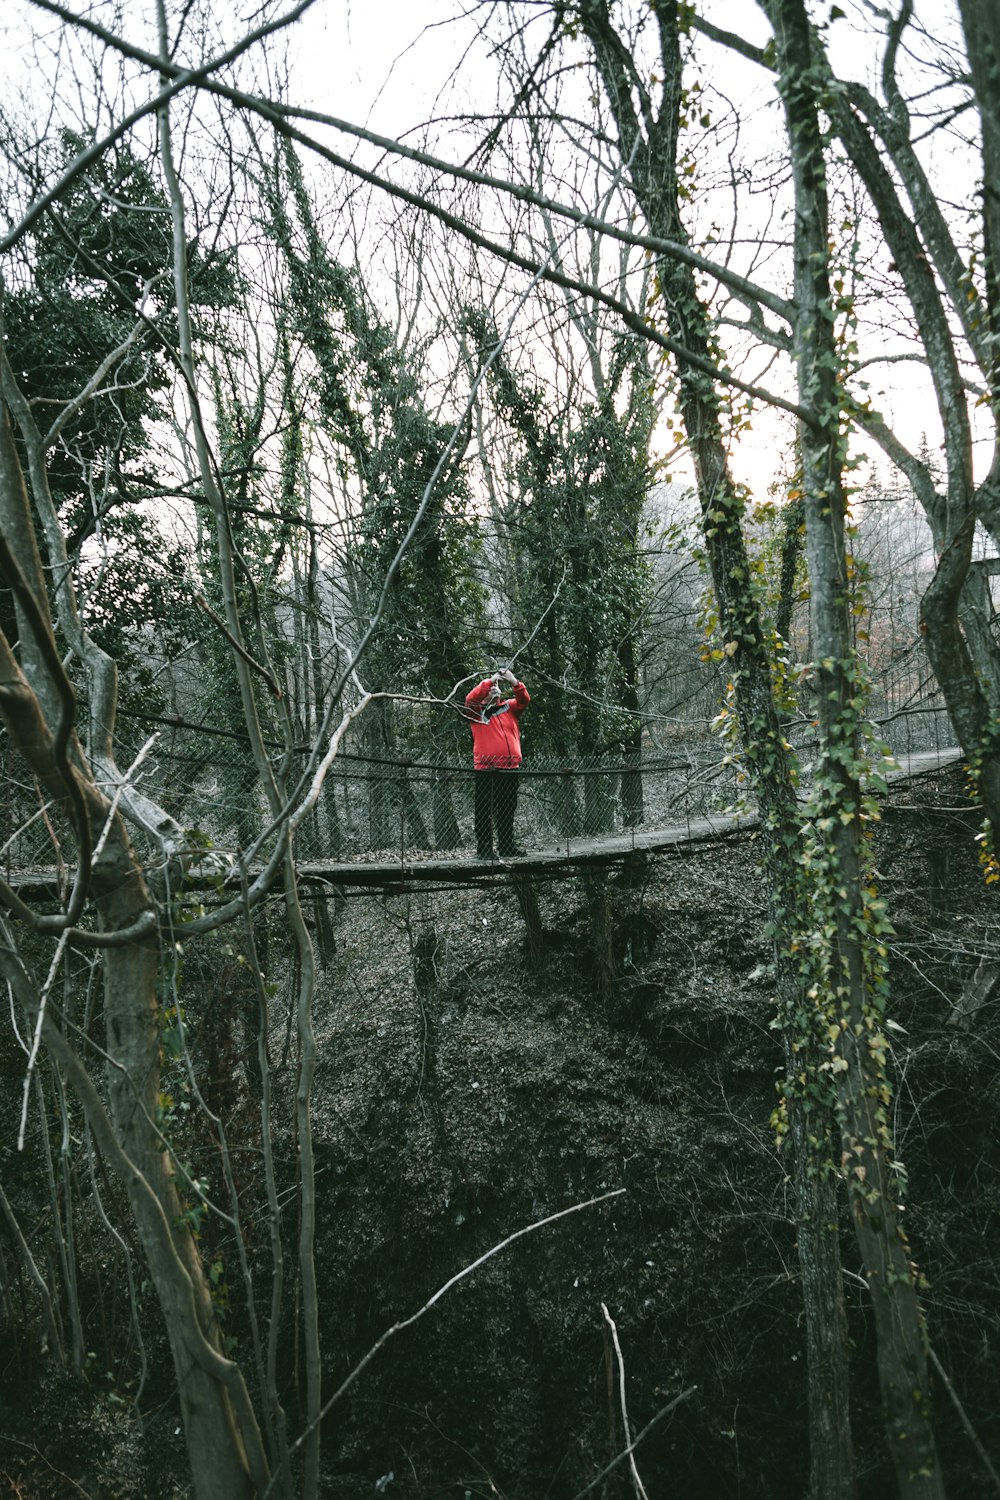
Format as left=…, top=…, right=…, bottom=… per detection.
left=602, top=1301, right=649, bottom=1500
left=570, top=1385, right=698, bottom=1500
left=262, top=1189, right=626, bottom=1500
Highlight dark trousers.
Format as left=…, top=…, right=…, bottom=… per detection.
left=474, top=769, right=519, bottom=855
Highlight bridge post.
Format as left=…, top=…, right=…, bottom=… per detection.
left=558, top=766, right=578, bottom=851
left=621, top=755, right=643, bottom=829
left=512, top=875, right=544, bottom=966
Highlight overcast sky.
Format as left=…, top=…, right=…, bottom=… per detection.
left=1, top=0, right=979, bottom=500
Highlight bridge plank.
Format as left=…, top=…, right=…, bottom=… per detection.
left=295, top=812, right=758, bottom=888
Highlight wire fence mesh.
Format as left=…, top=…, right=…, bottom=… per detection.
left=0, top=683, right=957, bottom=877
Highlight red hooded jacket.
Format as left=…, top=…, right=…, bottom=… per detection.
left=464, top=678, right=530, bottom=769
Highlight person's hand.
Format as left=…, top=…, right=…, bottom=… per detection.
left=500, top=668, right=517, bottom=685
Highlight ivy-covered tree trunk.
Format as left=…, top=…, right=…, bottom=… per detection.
left=810, top=47, right=1000, bottom=832
left=767, top=1, right=945, bottom=1492
left=0, top=403, right=267, bottom=1500
left=574, top=3, right=856, bottom=1494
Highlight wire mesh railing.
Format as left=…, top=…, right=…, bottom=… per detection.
left=0, top=681, right=958, bottom=879
left=287, top=749, right=744, bottom=865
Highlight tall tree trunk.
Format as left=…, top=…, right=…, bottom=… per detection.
left=575, top=4, right=856, bottom=1492
left=102, top=874, right=261, bottom=1500
left=767, top=2, right=946, bottom=1492
left=618, top=632, right=645, bottom=828
left=0, top=397, right=266, bottom=1498
left=0, top=699, right=264, bottom=1500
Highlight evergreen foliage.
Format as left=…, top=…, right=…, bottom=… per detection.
left=266, top=144, right=489, bottom=757
left=465, top=308, right=653, bottom=759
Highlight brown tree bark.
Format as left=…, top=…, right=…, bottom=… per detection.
left=571, top=5, right=855, bottom=1494
left=765, top=1, right=946, bottom=1492
left=0, top=403, right=267, bottom=1500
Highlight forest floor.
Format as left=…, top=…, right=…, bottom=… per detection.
left=297, top=760, right=1000, bottom=1500
left=2, top=764, right=999, bottom=1500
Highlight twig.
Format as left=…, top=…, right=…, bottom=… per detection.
left=91, top=734, right=159, bottom=863
left=193, top=593, right=283, bottom=699
left=262, top=1190, right=626, bottom=1499
left=512, top=565, right=569, bottom=666
left=17, top=925, right=71, bottom=1150
left=601, top=1301, right=649, bottom=1500
left=569, top=1386, right=698, bottom=1500
left=929, top=1346, right=1000, bottom=1495
left=0, top=802, right=54, bottom=862
left=0, top=1438, right=95, bottom=1498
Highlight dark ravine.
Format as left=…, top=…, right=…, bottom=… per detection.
left=2, top=766, right=999, bottom=1499
left=301, top=764, right=1000, bottom=1499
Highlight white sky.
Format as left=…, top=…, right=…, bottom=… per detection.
left=288, top=1, right=484, bottom=132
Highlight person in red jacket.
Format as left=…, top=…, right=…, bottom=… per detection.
left=464, top=668, right=530, bottom=859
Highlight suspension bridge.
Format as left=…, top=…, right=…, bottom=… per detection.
left=1, top=699, right=962, bottom=902
left=296, top=742, right=961, bottom=891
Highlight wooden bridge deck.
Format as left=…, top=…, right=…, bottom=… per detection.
left=296, top=811, right=757, bottom=889
left=293, top=746, right=961, bottom=889
left=4, top=748, right=961, bottom=900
